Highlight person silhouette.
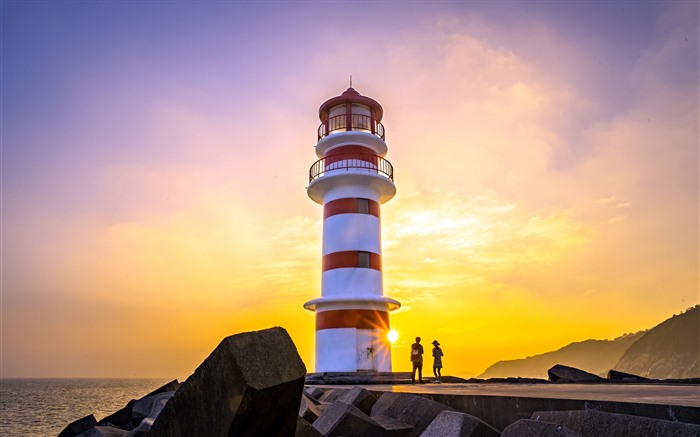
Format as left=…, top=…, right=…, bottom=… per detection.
left=432, top=340, right=443, bottom=383
left=410, top=337, right=424, bottom=383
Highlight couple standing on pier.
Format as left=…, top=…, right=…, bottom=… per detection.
left=410, top=337, right=443, bottom=384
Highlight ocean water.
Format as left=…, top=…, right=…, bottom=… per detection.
left=0, top=378, right=171, bottom=437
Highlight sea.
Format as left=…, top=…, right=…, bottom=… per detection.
left=0, top=378, right=171, bottom=437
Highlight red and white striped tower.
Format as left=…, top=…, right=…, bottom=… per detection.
left=304, top=87, right=400, bottom=373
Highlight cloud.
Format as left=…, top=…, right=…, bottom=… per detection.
left=383, top=192, right=590, bottom=305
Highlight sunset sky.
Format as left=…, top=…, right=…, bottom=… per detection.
left=2, top=1, right=698, bottom=379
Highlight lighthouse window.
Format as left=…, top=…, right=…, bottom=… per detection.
left=358, top=251, right=371, bottom=268
left=357, top=198, right=370, bottom=214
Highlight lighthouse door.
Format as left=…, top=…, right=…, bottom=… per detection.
left=356, top=329, right=374, bottom=370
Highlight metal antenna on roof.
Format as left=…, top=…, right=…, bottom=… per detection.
left=350, top=75, right=352, bottom=87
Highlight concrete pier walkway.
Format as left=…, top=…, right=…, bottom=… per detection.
left=309, top=379, right=700, bottom=430
left=360, top=382, right=700, bottom=408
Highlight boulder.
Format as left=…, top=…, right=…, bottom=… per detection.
left=419, top=411, right=500, bottom=437
left=501, top=419, right=581, bottom=437
left=148, top=327, right=306, bottom=437
left=532, top=409, right=700, bottom=437
left=607, top=369, right=648, bottom=382
left=547, top=365, right=603, bottom=383
left=58, top=414, right=97, bottom=437
left=312, top=401, right=392, bottom=437
left=371, top=392, right=456, bottom=436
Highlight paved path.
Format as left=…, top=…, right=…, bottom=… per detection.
left=323, top=383, right=700, bottom=407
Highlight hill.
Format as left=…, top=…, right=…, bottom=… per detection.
left=479, top=305, right=700, bottom=380
left=478, top=332, right=644, bottom=379
left=614, top=305, right=699, bottom=379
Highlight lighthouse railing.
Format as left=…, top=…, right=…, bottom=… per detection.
left=318, top=114, right=385, bottom=141
left=309, top=154, right=393, bottom=183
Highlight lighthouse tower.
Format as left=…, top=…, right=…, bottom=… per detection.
left=304, top=87, right=400, bottom=373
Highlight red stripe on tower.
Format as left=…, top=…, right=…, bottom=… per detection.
left=322, top=251, right=381, bottom=271
left=316, top=309, right=390, bottom=330
left=324, top=198, right=380, bottom=219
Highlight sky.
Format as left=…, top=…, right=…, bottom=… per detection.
left=1, top=1, right=698, bottom=379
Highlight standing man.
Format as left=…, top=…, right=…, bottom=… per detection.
left=432, top=340, right=443, bottom=383
left=410, top=337, right=424, bottom=383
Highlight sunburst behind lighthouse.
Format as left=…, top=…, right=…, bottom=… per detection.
left=304, top=87, right=400, bottom=373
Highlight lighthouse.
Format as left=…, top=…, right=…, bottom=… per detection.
left=304, top=87, right=400, bottom=373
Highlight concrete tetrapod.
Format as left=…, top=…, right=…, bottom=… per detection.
left=148, top=327, right=306, bottom=437
left=501, top=419, right=581, bottom=437
left=371, top=392, right=457, bottom=437
left=419, top=410, right=500, bottom=437
left=532, top=409, right=700, bottom=437
left=547, top=365, right=603, bottom=383
left=312, top=401, right=391, bottom=437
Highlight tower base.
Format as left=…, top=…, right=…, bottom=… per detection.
left=315, top=327, right=392, bottom=373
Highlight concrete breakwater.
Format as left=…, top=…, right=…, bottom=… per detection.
left=58, top=327, right=700, bottom=436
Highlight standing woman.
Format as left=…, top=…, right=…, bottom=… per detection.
left=432, top=340, right=443, bottom=383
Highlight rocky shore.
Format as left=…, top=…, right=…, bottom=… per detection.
left=58, top=327, right=700, bottom=437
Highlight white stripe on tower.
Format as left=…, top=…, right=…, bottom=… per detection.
left=323, top=211, right=381, bottom=255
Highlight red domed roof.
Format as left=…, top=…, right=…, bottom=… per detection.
left=318, top=87, right=384, bottom=122
left=341, top=87, right=361, bottom=98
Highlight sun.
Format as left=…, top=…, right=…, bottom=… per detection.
left=387, top=329, right=399, bottom=344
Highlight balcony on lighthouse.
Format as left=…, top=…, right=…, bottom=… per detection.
left=307, top=88, right=396, bottom=206
left=317, top=103, right=385, bottom=140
